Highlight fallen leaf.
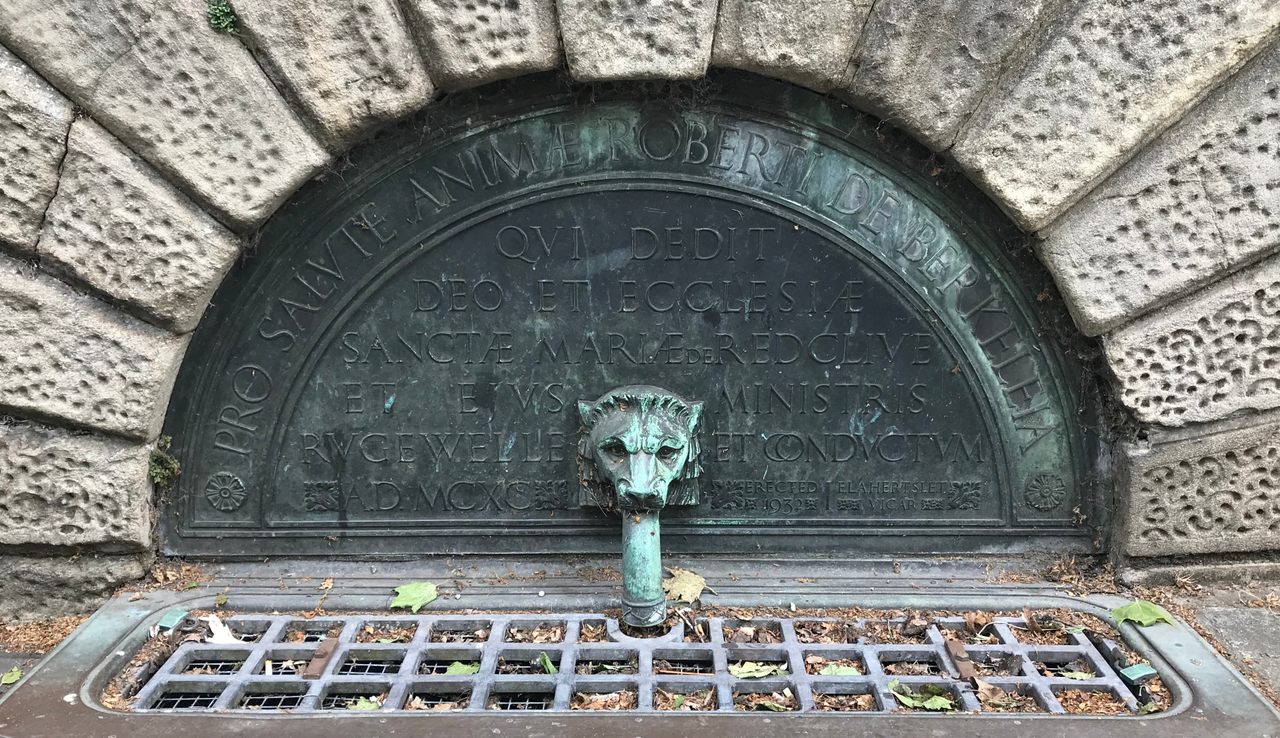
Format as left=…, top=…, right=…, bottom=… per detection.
left=445, top=661, right=481, bottom=675
left=214, top=592, right=228, bottom=608
left=319, top=577, right=334, bottom=591
left=670, top=694, right=686, bottom=710
left=662, top=567, right=707, bottom=604
left=537, top=651, right=558, bottom=675
left=888, top=680, right=954, bottom=711
left=390, top=582, right=438, bottom=613
left=347, top=696, right=381, bottom=711
left=1, top=666, right=21, bottom=686
left=818, top=663, right=860, bottom=676
left=1111, top=601, right=1175, bottom=627
left=1061, top=670, right=1095, bottom=681
left=728, top=661, right=787, bottom=679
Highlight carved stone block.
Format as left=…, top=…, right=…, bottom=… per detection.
left=0, top=1, right=329, bottom=231
left=839, top=0, right=1050, bottom=151
left=236, top=0, right=433, bottom=147
left=37, top=119, right=241, bottom=333
left=0, top=45, right=73, bottom=251
left=1105, top=254, right=1280, bottom=426
left=558, top=0, right=717, bottom=80
left=951, top=0, right=1280, bottom=230
left=403, top=0, right=561, bottom=90
left=712, top=0, right=872, bottom=92
left=1040, top=43, right=1280, bottom=336
left=0, top=422, right=151, bottom=549
left=1121, top=414, right=1280, bottom=557
left=0, top=255, right=189, bottom=440
left=0, top=552, right=149, bottom=619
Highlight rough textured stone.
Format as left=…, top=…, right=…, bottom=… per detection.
left=711, top=0, right=872, bottom=93
left=0, top=552, right=148, bottom=619
left=0, top=422, right=150, bottom=549
left=404, top=0, right=560, bottom=90
left=951, top=0, right=1280, bottom=231
left=839, top=0, right=1050, bottom=150
left=558, top=0, right=717, bottom=80
left=0, top=256, right=188, bottom=441
left=1120, top=414, right=1280, bottom=556
left=0, top=2, right=330, bottom=231
left=236, top=0, right=432, bottom=148
left=36, top=119, right=240, bottom=333
left=1198, top=607, right=1280, bottom=694
left=1105, top=255, right=1280, bottom=426
left=0, top=44, right=73, bottom=251
left=1040, top=43, right=1280, bottom=336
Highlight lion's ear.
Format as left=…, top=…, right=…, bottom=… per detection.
left=577, top=400, right=593, bottom=427
left=685, top=401, right=703, bottom=433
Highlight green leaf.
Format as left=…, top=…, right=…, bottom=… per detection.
left=818, top=663, right=860, bottom=676
left=445, top=661, right=481, bottom=675
left=347, top=697, right=381, bottom=711
left=756, top=699, right=790, bottom=711
left=921, top=695, right=955, bottom=711
left=389, top=582, right=438, bottom=613
left=1111, top=600, right=1175, bottom=627
left=537, top=652, right=558, bottom=675
left=214, top=592, right=228, bottom=607
left=1, top=666, right=21, bottom=686
left=1061, top=670, right=1095, bottom=680
left=670, top=694, right=686, bottom=710
left=728, top=661, right=786, bottom=679
left=888, top=680, right=952, bottom=711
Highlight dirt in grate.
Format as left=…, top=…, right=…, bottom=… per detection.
left=734, top=689, right=799, bottom=712
left=506, top=622, right=565, bottom=643
left=575, top=657, right=638, bottom=675
left=570, top=690, right=638, bottom=710
left=655, top=688, right=716, bottom=711
left=405, top=693, right=470, bottom=711
left=882, top=660, right=943, bottom=676
left=793, top=620, right=863, bottom=644
left=723, top=621, right=782, bottom=644
left=804, top=655, right=862, bottom=676
left=813, top=693, right=877, bottom=711
left=355, top=624, right=416, bottom=644
left=578, top=622, right=609, bottom=643
left=1057, top=688, right=1130, bottom=714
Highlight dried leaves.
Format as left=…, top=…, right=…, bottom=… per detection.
left=662, top=567, right=707, bottom=604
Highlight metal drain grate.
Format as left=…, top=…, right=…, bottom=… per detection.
left=128, top=613, right=1149, bottom=713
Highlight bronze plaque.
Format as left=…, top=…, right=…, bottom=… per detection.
left=164, top=76, right=1101, bottom=556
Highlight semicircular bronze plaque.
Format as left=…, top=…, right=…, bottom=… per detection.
left=163, top=74, right=1103, bottom=556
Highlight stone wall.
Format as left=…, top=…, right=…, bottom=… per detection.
left=0, top=0, right=1276, bottom=614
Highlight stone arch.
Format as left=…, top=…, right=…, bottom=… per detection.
left=0, top=0, right=1276, bottom=611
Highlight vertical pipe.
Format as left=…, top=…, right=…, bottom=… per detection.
left=621, top=510, right=665, bottom=628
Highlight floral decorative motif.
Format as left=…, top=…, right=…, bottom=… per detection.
left=947, top=481, right=983, bottom=510
left=1024, top=474, right=1067, bottom=511
left=303, top=481, right=340, bottom=512
left=204, top=472, right=247, bottom=512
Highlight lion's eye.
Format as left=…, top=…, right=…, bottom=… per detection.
left=601, top=441, right=626, bottom=459
left=657, top=445, right=679, bottom=461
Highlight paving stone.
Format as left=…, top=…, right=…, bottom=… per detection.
left=1105, top=255, right=1280, bottom=426
left=1197, top=607, right=1280, bottom=694
left=951, top=0, right=1280, bottom=231
left=839, top=0, right=1050, bottom=150
left=711, top=0, right=872, bottom=93
left=0, top=44, right=73, bottom=252
left=0, top=552, right=148, bottom=620
left=1120, top=414, right=1280, bottom=556
left=36, top=119, right=240, bottom=334
left=404, top=0, right=560, bottom=90
left=236, top=0, right=432, bottom=148
left=1041, top=43, right=1280, bottom=336
left=0, top=255, right=188, bottom=441
left=0, top=2, right=330, bottom=232
left=558, top=0, right=717, bottom=80
left=0, top=422, right=150, bottom=550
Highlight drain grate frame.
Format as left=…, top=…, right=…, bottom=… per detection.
left=128, top=613, right=1146, bottom=714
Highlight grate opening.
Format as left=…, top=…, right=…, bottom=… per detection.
left=723, top=620, right=783, bottom=645
left=428, top=620, right=491, bottom=643
left=150, top=690, right=222, bottom=710
left=878, top=651, right=947, bottom=677
left=183, top=660, right=243, bottom=676
left=571, top=689, right=639, bottom=710
left=238, top=692, right=305, bottom=711
left=574, top=648, right=639, bottom=675
left=496, top=649, right=561, bottom=675
left=794, top=620, right=862, bottom=644
left=355, top=621, right=418, bottom=644
left=319, top=688, right=389, bottom=710
left=812, top=688, right=880, bottom=712
left=489, top=691, right=554, bottom=711
left=283, top=622, right=344, bottom=644
left=405, top=690, right=471, bottom=710
left=971, top=651, right=1025, bottom=677
left=504, top=621, right=566, bottom=644
left=654, top=685, right=718, bottom=711
left=225, top=620, right=271, bottom=643
left=256, top=652, right=310, bottom=676
left=337, top=652, right=406, bottom=676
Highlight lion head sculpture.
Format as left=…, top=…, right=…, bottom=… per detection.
left=577, top=385, right=703, bottom=512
